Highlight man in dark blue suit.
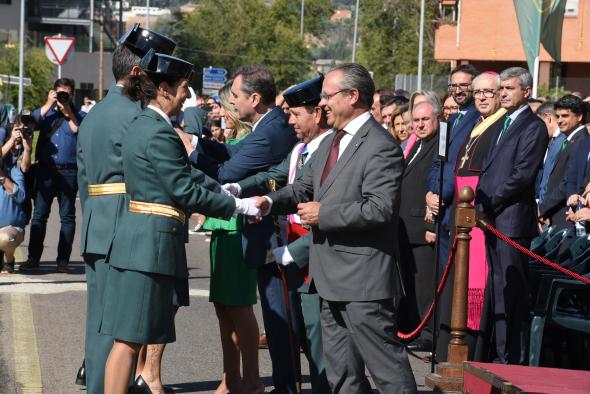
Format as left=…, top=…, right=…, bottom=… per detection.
left=188, top=65, right=300, bottom=393
left=539, top=95, right=588, bottom=230
left=426, top=64, right=480, bottom=267
left=476, top=67, right=548, bottom=365
left=535, top=102, right=565, bottom=204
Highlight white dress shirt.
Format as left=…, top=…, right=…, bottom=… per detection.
left=147, top=105, right=172, bottom=127
left=338, top=111, right=372, bottom=159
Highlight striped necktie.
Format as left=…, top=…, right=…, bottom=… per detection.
left=452, top=112, right=465, bottom=130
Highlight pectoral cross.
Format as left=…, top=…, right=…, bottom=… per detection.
left=459, top=153, right=469, bottom=169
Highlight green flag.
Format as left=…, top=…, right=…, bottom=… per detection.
left=513, top=0, right=566, bottom=73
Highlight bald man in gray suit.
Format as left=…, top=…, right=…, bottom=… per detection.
left=256, top=63, right=416, bottom=393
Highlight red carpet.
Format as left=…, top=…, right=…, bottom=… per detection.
left=463, top=362, right=590, bottom=393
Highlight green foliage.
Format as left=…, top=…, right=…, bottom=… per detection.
left=537, top=83, right=570, bottom=101
left=172, top=0, right=317, bottom=92
left=0, top=45, right=54, bottom=109
left=357, top=0, right=447, bottom=89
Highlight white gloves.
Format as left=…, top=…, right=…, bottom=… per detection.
left=271, top=246, right=294, bottom=266
left=221, top=183, right=242, bottom=197
left=233, top=197, right=261, bottom=216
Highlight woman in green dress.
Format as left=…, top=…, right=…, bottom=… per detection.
left=205, top=81, right=264, bottom=394
left=101, top=51, right=260, bottom=394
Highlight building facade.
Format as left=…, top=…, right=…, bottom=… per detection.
left=435, top=0, right=590, bottom=94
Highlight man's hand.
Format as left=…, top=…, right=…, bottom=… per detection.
left=567, top=194, right=584, bottom=207
left=175, top=128, right=193, bottom=155
left=566, top=208, right=576, bottom=223
left=251, top=196, right=271, bottom=216
left=271, top=246, right=294, bottom=266
left=233, top=197, right=262, bottom=216
left=22, top=131, right=33, bottom=152
left=46, top=90, right=57, bottom=107
left=426, top=191, right=440, bottom=215
left=425, top=231, right=436, bottom=244
left=8, top=129, right=22, bottom=147
left=574, top=207, right=590, bottom=222
left=297, top=201, right=321, bottom=226
left=221, top=183, right=241, bottom=197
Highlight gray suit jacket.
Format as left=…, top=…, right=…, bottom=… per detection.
left=268, top=117, right=405, bottom=302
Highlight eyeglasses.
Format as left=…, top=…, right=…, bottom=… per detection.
left=447, top=83, right=471, bottom=91
left=320, top=89, right=349, bottom=101
left=473, top=89, right=497, bottom=98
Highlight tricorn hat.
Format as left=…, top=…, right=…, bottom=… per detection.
left=119, top=23, right=176, bottom=57
left=283, top=75, right=324, bottom=108
left=140, top=49, right=194, bottom=80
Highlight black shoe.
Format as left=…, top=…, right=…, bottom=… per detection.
left=406, top=338, right=433, bottom=352
left=75, top=360, right=86, bottom=386
left=134, top=376, right=174, bottom=394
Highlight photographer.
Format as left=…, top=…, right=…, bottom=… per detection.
left=0, top=157, right=27, bottom=274
left=20, top=78, right=86, bottom=273
left=1, top=111, right=34, bottom=173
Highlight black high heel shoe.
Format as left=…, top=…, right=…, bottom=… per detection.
left=75, top=360, right=86, bottom=386
left=134, top=375, right=174, bottom=393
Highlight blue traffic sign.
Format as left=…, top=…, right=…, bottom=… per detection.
left=203, top=67, right=227, bottom=76
left=203, top=75, right=227, bottom=83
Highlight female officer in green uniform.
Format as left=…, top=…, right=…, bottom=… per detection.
left=101, top=50, right=261, bottom=394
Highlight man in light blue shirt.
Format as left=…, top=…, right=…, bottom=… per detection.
left=0, top=162, right=27, bottom=274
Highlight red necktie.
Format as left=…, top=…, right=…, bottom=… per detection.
left=320, top=129, right=346, bottom=186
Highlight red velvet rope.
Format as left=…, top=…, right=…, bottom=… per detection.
left=483, top=223, right=590, bottom=285
left=397, top=237, right=458, bottom=340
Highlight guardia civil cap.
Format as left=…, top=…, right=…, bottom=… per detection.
left=283, top=75, right=324, bottom=108
left=118, top=23, right=176, bottom=57
left=140, top=49, right=194, bottom=80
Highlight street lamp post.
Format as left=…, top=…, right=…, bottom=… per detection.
left=351, top=0, right=360, bottom=62
left=18, top=0, right=25, bottom=111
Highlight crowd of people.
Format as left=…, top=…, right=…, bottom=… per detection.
left=2, top=22, right=590, bottom=394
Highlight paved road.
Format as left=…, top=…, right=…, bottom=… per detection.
left=0, top=200, right=433, bottom=393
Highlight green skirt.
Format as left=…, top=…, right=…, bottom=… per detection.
left=100, top=266, right=186, bottom=344
left=209, top=229, right=257, bottom=305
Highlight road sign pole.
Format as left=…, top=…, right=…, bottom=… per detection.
left=18, top=0, right=25, bottom=111
left=58, top=64, right=62, bottom=79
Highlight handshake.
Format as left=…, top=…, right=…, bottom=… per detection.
left=223, top=183, right=272, bottom=217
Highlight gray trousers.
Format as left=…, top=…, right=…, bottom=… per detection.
left=321, top=299, right=417, bottom=394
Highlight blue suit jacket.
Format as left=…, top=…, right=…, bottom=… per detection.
left=476, top=106, right=548, bottom=238
left=427, top=102, right=479, bottom=229
left=564, top=135, right=590, bottom=198
left=189, top=106, right=297, bottom=268
left=537, top=132, right=566, bottom=203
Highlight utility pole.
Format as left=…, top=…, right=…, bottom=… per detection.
left=351, top=0, right=360, bottom=62
left=18, top=0, right=25, bottom=111
left=417, top=0, right=426, bottom=91
left=99, top=14, right=104, bottom=100
left=146, top=0, right=150, bottom=29
left=300, top=0, right=305, bottom=39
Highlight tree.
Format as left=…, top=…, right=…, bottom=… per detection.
left=172, top=0, right=313, bottom=92
left=356, top=0, right=447, bottom=89
left=0, top=45, right=54, bottom=110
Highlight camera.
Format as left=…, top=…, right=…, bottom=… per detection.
left=21, top=126, right=33, bottom=139
left=56, top=91, right=70, bottom=104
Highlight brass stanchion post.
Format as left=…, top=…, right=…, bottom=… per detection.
left=425, top=186, right=475, bottom=392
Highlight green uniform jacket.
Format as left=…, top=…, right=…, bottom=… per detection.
left=108, top=108, right=236, bottom=278
left=239, top=147, right=313, bottom=292
left=77, top=85, right=141, bottom=256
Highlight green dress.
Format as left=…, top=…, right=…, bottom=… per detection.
left=204, top=133, right=257, bottom=305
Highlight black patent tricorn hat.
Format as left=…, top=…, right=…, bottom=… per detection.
left=118, top=23, right=176, bottom=57
left=283, top=75, right=324, bottom=108
left=140, top=49, right=194, bottom=80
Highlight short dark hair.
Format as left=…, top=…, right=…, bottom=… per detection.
left=330, top=63, right=375, bottom=109
left=555, top=94, right=587, bottom=123
left=380, top=95, right=409, bottom=110
left=233, top=64, right=277, bottom=106
left=535, top=101, right=555, bottom=117
left=54, top=78, right=75, bottom=91
left=450, top=64, right=479, bottom=80
left=112, top=44, right=141, bottom=81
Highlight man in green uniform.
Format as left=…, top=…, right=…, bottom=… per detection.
left=222, top=76, right=332, bottom=394
left=76, top=25, right=176, bottom=394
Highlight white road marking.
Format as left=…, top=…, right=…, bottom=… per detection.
left=0, top=275, right=210, bottom=297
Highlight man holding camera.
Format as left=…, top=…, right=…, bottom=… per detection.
left=20, top=78, right=85, bottom=273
